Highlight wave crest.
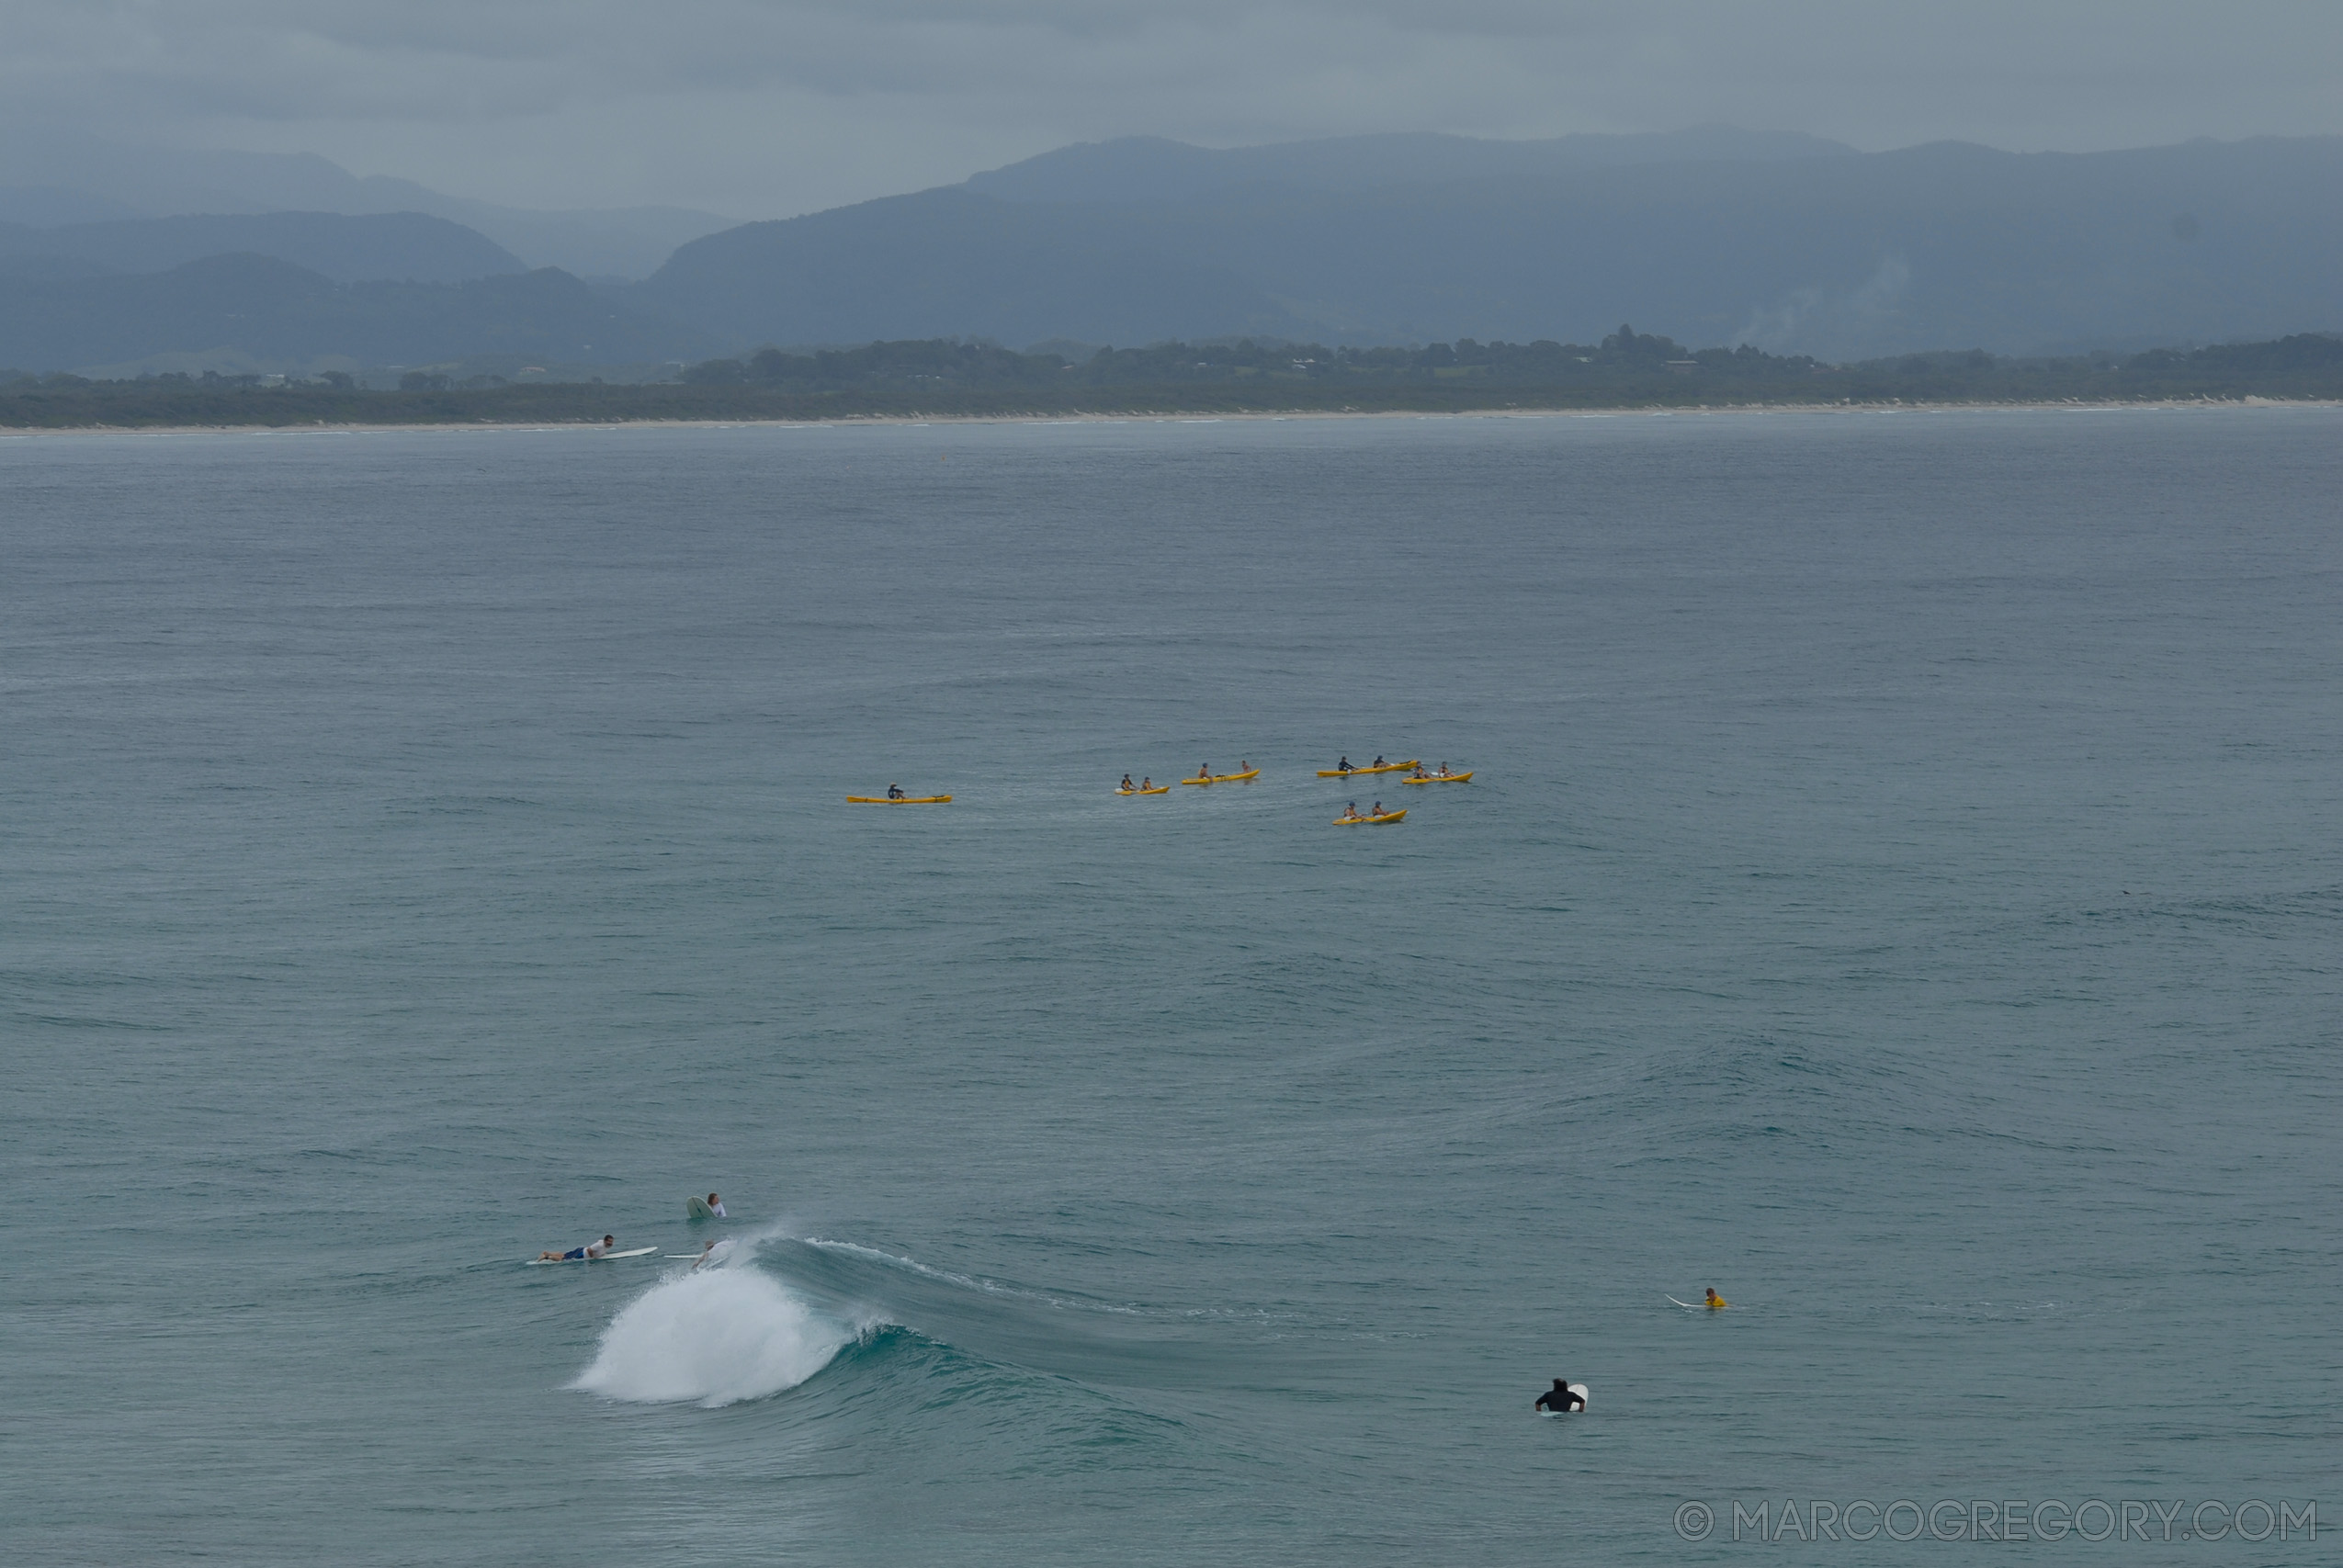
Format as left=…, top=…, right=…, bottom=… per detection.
left=572, top=1268, right=853, bottom=1407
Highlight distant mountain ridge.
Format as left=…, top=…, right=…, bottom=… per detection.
left=0, top=211, right=526, bottom=284
left=631, top=131, right=2343, bottom=359
left=0, top=130, right=734, bottom=278
left=964, top=127, right=1857, bottom=205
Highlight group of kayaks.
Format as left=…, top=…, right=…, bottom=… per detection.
left=849, top=757, right=1474, bottom=823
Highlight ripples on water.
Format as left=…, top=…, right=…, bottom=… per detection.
left=3, top=410, right=2339, bottom=1565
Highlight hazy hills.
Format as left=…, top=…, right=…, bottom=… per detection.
left=0, top=211, right=526, bottom=284
left=0, top=255, right=706, bottom=376
left=0, top=130, right=733, bottom=278
left=6, top=128, right=2343, bottom=374
left=638, top=132, right=2343, bottom=360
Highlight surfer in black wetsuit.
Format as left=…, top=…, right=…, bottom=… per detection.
left=1535, top=1378, right=1585, bottom=1413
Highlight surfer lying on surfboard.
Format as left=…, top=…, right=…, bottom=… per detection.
left=538, top=1234, right=616, bottom=1261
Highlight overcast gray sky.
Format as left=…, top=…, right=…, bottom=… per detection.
left=5, top=1, right=2340, bottom=219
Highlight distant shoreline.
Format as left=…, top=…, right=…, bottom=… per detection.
left=6, top=395, right=2337, bottom=438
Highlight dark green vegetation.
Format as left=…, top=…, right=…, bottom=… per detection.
left=6, top=330, right=2338, bottom=429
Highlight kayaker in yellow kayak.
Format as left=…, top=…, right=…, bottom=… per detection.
left=1121, top=774, right=1136, bottom=792
left=1409, top=763, right=1430, bottom=779
left=1705, top=1287, right=1728, bottom=1310
left=886, top=784, right=905, bottom=800
left=1195, top=763, right=1213, bottom=782
left=1140, top=776, right=1154, bottom=790
left=1345, top=799, right=1362, bottom=819
left=1338, top=755, right=1353, bottom=773
left=1371, top=799, right=1387, bottom=818
left=1372, top=755, right=1387, bottom=769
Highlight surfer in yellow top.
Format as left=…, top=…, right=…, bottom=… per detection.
left=1705, top=1287, right=1727, bottom=1310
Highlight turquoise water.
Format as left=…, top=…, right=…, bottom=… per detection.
left=3, top=410, right=2338, bottom=1565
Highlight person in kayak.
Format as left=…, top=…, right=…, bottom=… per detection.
left=1346, top=800, right=1362, bottom=819
left=1372, top=755, right=1387, bottom=768
left=1409, top=763, right=1429, bottom=779
left=886, top=784, right=905, bottom=800
left=1535, top=1379, right=1585, bottom=1413
left=1121, top=774, right=1136, bottom=792
left=1140, top=777, right=1154, bottom=791
left=1371, top=800, right=1386, bottom=818
left=1705, top=1287, right=1728, bottom=1310
left=1436, top=761, right=1452, bottom=777
left=1197, top=763, right=1212, bottom=781
left=1338, top=755, right=1353, bottom=773
left=1236, top=760, right=1250, bottom=775
left=539, top=1235, right=616, bottom=1262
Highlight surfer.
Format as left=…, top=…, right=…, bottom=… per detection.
left=692, top=1239, right=731, bottom=1270
left=886, top=784, right=905, bottom=800
left=538, top=1234, right=616, bottom=1262
left=1535, top=1379, right=1586, bottom=1413
left=1705, top=1287, right=1727, bottom=1310
left=705, top=1192, right=726, bottom=1218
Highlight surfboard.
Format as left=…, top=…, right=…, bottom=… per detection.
left=526, top=1246, right=658, bottom=1265
left=686, top=1196, right=715, bottom=1219
left=1536, top=1382, right=1590, bottom=1416
left=1667, top=1295, right=1726, bottom=1311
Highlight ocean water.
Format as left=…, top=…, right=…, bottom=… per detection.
left=3, top=408, right=2338, bottom=1566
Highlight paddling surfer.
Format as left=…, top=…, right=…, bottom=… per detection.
left=692, top=1239, right=732, bottom=1271
left=538, top=1234, right=617, bottom=1262
left=1705, top=1287, right=1728, bottom=1310
left=1535, top=1378, right=1586, bottom=1413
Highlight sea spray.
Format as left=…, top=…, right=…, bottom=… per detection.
left=572, top=1268, right=853, bottom=1407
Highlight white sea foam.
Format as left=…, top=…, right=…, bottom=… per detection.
left=572, top=1269, right=852, bottom=1407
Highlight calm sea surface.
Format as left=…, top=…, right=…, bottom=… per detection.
left=3, top=409, right=2338, bottom=1565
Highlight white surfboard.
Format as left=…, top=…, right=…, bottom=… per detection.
left=686, top=1196, right=715, bottom=1219
left=1536, top=1382, right=1590, bottom=1416
left=1667, top=1295, right=1726, bottom=1311
left=526, top=1246, right=658, bottom=1266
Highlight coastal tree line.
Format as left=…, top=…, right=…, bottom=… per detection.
left=4, top=332, right=2339, bottom=429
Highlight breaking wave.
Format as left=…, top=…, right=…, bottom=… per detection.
left=571, top=1266, right=861, bottom=1407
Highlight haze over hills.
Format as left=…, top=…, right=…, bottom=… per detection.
left=5, top=127, right=2343, bottom=374
left=0, top=254, right=708, bottom=378
left=0, top=130, right=733, bottom=278
left=638, top=131, right=2343, bottom=360
left=0, top=212, right=526, bottom=284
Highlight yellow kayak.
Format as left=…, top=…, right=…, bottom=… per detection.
left=1401, top=772, right=1474, bottom=784
left=1333, top=809, right=1407, bottom=825
left=1116, top=785, right=1171, bottom=795
left=1317, top=760, right=1419, bottom=777
left=846, top=795, right=952, bottom=804
left=1180, top=769, right=1261, bottom=785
